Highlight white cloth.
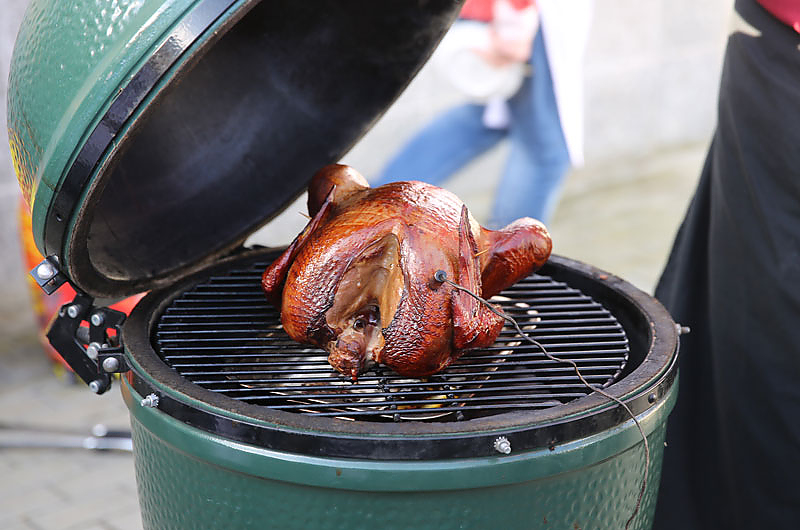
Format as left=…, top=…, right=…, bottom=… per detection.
left=482, top=97, right=513, bottom=129
left=538, top=0, right=594, bottom=166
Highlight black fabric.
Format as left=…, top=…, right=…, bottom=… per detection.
left=653, top=0, right=800, bottom=528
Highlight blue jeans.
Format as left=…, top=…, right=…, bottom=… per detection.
left=375, top=29, right=570, bottom=228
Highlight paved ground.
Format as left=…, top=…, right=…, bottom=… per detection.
left=0, top=311, right=142, bottom=530
left=0, top=137, right=704, bottom=529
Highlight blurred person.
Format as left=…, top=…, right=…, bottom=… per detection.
left=653, top=0, right=800, bottom=528
left=371, top=0, right=593, bottom=228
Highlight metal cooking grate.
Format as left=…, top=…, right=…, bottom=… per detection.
left=153, top=259, right=630, bottom=422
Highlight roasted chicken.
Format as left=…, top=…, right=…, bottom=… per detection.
left=262, top=164, right=552, bottom=379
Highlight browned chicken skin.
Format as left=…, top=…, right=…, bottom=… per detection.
left=262, top=164, right=552, bottom=379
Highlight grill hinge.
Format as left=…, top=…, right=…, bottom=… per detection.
left=45, top=292, right=129, bottom=395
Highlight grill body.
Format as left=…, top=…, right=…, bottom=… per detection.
left=10, top=2, right=677, bottom=527
left=121, top=250, right=678, bottom=529
left=123, top=379, right=673, bottom=530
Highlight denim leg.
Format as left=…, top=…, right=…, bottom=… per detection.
left=374, top=104, right=507, bottom=187
left=488, top=30, right=570, bottom=228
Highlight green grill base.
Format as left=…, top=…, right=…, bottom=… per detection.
left=123, top=378, right=675, bottom=530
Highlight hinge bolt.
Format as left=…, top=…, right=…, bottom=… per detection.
left=66, top=304, right=81, bottom=319
left=86, top=342, right=101, bottom=360
left=88, top=379, right=104, bottom=394
left=36, top=262, right=55, bottom=280
left=141, top=394, right=159, bottom=408
left=102, top=357, right=120, bottom=372
left=90, top=313, right=105, bottom=327
left=494, top=436, right=512, bottom=455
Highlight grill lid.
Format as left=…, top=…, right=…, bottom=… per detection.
left=8, top=0, right=463, bottom=298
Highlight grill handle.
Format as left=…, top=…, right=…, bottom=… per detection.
left=46, top=291, right=128, bottom=394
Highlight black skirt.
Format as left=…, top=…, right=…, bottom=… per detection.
left=653, top=1, right=800, bottom=528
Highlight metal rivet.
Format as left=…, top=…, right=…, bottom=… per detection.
left=102, top=357, right=120, bottom=373
left=36, top=262, right=55, bottom=279
left=86, top=342, right=101, bottom=360
left=90, top=313, right=105, bottom=327
left=140, top=394, right=159, bottom=408
left=648, top=393, right=657, bottom=404
left=676, top=324, right=691, bottom=335
left=66, top=304, right=80, bottom=319
left=493, top=436, right=512, bottom=455
left=88, top=380, right=103, bottom=394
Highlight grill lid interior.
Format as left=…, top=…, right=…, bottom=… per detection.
left=19, top=0, right=463, bottom=298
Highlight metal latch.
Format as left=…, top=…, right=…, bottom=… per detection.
left=32, top=257, right=129, bottom=395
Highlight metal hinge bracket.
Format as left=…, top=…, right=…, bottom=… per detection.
left=46, top=292, right=129, bottom=395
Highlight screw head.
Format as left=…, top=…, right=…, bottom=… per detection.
left=86, top=342, right=101, bottom=360
left=88, top=380, right=103, bottom=394
left=493, top=436, right=512, bottom=455
left=102, top=357, right=120, bottom=372
left=66, top=304, right=80, bottom=319
left=90, top=313, right=105, bottom=327
left=140, top=394, right=160, bottom=408
left=36, top=262, right=55, bottom=279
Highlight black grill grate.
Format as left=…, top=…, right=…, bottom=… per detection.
left=153, top=259, right=630, bottom=422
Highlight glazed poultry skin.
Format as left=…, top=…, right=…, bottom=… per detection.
left=262, top=164, right=552, bottom=379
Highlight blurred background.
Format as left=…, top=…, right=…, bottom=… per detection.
left=0, top=1, right=731, bottom=528
left=249, top=0, right=732, bottom=292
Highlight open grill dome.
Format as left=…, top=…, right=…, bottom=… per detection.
left=9, top=0, right=463, bottom=299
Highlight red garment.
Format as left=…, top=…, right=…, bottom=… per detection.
left=757, top=0, right=800, bottom=31
left=460, top=0, right=534, bottom=22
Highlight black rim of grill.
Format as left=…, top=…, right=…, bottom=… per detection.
left=122, top=249, right=678, bottom=460
left=153, top=259, right=630, bottom=422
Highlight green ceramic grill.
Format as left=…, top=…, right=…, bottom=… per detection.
left=8, top=1, right=679, bottom=529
